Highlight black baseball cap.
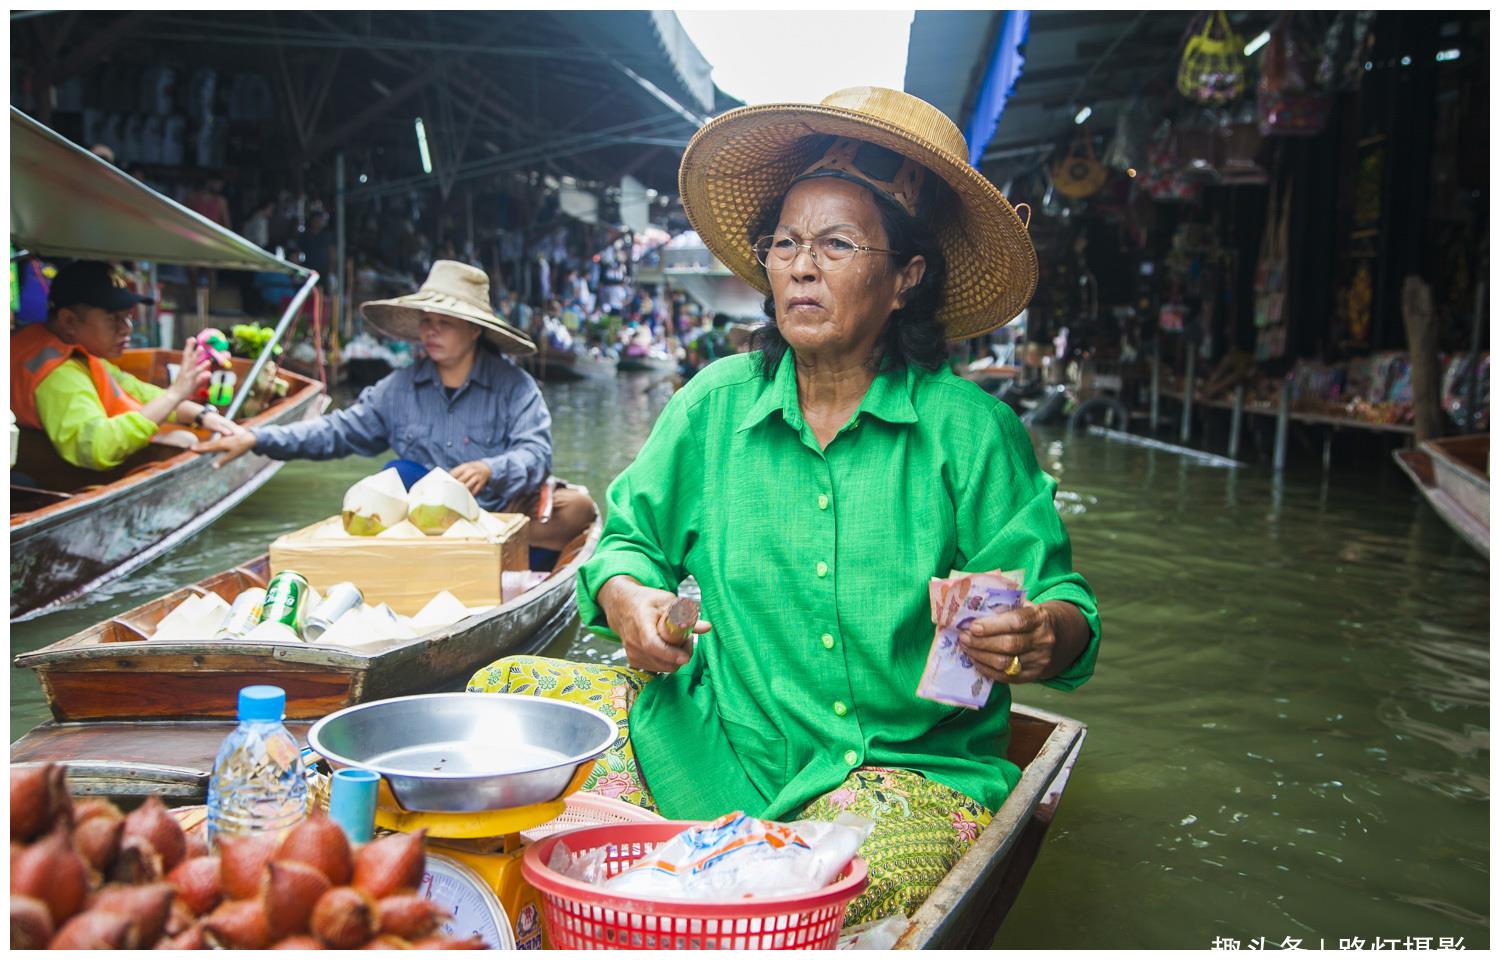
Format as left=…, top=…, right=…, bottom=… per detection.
left=47, top=261, right=155, bottom=313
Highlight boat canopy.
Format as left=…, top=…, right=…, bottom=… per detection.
left=9, top=108, right=309, bottom=276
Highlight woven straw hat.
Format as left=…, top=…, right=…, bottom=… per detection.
left=361, top=260, right=536, bottom=355
left=678, top=86, right=1038, bottom=340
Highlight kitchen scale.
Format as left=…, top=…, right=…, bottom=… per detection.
left=372, top=767, right=592, bottom=951
left=306, top=693, right=634, bottom=952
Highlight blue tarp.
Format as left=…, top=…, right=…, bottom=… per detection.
left=964, top=10, right=1031, bottom=166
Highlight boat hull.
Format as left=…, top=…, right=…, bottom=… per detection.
left=529, top=349, right=618, bottom=382
left=1394, top=435, right=1489, bottom=557
left=897, top=704, right=1086, bottom=949
left=10, top=354, right=325, bottom=620
left=616, top=355, right=676, bottom=373
left=16, top=517, right=599, bottom=723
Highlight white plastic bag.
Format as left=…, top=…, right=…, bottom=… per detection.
left=602, top=811, right=873, bottom=900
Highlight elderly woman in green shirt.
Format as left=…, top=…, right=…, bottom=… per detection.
left=469, top=87, right=1099, bottom=922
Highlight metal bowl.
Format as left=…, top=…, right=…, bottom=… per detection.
left=307, top=693, right=616, bottom=813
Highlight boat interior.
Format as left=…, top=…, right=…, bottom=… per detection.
left=1430, top=435, right=1489, bottom=479
left=11, top=350, right=320, bottom=521
left=36, top=519, right=600, bottom=654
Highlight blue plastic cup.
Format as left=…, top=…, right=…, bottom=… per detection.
left=329, top=768, right=380, bottom=844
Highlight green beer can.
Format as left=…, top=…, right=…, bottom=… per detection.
left=259, top=571, right=311, bottom=636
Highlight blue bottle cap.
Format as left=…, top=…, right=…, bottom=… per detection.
left=238, top=685, right=286, bottom=722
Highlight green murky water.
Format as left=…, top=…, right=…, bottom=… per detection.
left=9, top=372, right=1488, bottom=949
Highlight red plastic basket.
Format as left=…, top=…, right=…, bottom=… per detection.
left=521, top=821, right=868, bottom=950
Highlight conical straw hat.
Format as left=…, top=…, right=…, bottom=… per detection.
left=678, top=87, right=1037, bottom=340
left=361, top=260, right=536, bottom=355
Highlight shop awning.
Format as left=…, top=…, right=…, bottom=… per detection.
left=9, top=108, right=309, bottom=275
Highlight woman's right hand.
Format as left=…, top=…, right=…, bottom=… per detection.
left=597, top=575, right=712, bottom=674
left=170, top=339, right=212, bottom=401
left=192, top=431, right=258, bottom=468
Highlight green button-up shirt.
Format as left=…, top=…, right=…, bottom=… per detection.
left=577, top=351, right=1100, bottom=821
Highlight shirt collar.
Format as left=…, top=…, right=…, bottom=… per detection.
left=412, top=349, right=499, bottom=391
left=736, top=350, right=918, bottom=434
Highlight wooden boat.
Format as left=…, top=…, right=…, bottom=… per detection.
left=897, top=704, right=1085, bottom=948
left=1393, top=434, right=1488, bottom=558
left=615, top=349, right=677, bottom=374
left=10, top=352, right=324, bottom=621
left=529, top=345, right=619, bottom=383
left=14, top=509, right=600, bottom=724
left=11, top=107, right=325, bottom=619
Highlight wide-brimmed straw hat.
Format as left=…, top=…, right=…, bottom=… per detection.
left=361, top=260, right=536, bottom=355
left=678, top=86, right=1038, bottom=341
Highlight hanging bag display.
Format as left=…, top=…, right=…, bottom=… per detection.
left=1258, top=14, right=1331, bottom=137
left=1139, top=118, right=1202, bottom=204
left=1254, top=184, right=1293, bottom=360
left=1052, top=131, right=1108, bottom=200
left=1177, top=11, right=1246, bottom=105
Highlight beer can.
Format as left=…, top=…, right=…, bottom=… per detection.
left=259, top=571, right=311, bottom=636
left=304, top=582, right=364, bottom=642
left=214, top=587, right=266, bottom=640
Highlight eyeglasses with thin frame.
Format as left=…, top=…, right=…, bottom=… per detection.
left=753, top=233, right=901, bottom=272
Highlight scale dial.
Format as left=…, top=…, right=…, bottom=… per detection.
left=421, top=853, right=515, bottom=949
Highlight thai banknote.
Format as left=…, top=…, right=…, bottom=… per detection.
left=917, top=569, right=1026, bottom=709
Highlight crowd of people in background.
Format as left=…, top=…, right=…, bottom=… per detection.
left=24, top=149, right=752, bottom=383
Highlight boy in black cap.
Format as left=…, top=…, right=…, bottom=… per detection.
left=10, top=260, right=240, bottom=470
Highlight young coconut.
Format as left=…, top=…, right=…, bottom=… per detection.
left=342, top=469, right=410, bottom=537
left=406, top=468, right=480, bottom=535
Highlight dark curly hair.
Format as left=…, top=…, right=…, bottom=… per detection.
left=748, top=182, right=949, bottom=380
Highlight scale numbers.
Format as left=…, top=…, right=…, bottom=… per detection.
left=420, top=854, right=515, bottom=949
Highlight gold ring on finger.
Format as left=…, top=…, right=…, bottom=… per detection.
left=1005, top=655, right=1022, bottom=677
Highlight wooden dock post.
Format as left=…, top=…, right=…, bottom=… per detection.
left=1273, top=380, right=1291, bottom=472
left=1150, top=338, right=1160, bottom=433
left=1228, top=384, right=1245, bottom=460
left=1179, top=350, right=1196, bottom=445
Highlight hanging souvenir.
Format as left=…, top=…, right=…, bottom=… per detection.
left=1177, top=11, right=1247, bottom=105
left=1252, top=184, right=1293, bottom=360
left=1052, top=131, right=1108, bottom=200
left=1139, top=118, right=1202, bottom=204
left=1258, top=14, right=1331, bottom=137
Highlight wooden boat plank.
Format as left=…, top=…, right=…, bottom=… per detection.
left=895, top=703, right=1086, bottom=950
left=43, top=668, right=357, bottom=722
left=12, top=720, right=312, bottom=799
left=1394, top=448, right=1489, bottom=558
left=1395, top=449, right=1436, bottom=489
left=950, top=732, right=1086, bottom=947
left=1423, top=436, right=1489, bottom=530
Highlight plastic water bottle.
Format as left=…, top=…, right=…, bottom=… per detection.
left=206, top=685, right=308, bottom=851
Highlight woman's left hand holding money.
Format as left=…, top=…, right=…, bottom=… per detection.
left=959, top=600, right=1090, bottom=684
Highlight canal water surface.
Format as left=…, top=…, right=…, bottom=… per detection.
left=9, top=371, right=1489, bottom=949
